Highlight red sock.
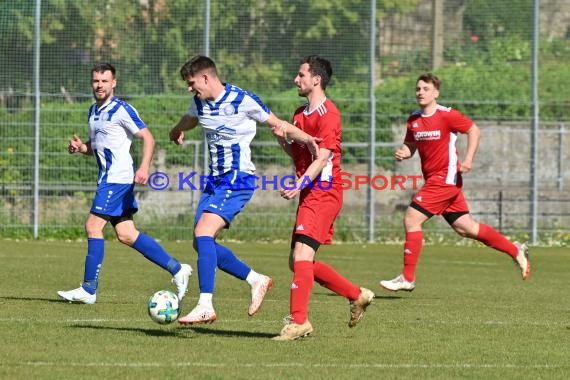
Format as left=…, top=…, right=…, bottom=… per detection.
left=313, top=260, right=360, bottom=301
left=477, top=224, right=517, bottom=258
left=290, top=261, right=314, bottom=324
left=402, top=231, right=423, bottom=282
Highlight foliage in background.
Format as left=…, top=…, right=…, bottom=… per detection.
left=0, top=0, right=423, bottom=95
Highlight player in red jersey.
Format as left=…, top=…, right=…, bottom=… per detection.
left=271, top=55, right=375, bottom=341
left=380, top=73, right=531, bottom=292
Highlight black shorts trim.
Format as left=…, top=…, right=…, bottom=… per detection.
left=291, top=234, right=321, bottom=252
left=409, top=201, right=434, bottom=219
left=443, top=211, right=469, bottom=225
left=90, top=210, right=135, bottom=227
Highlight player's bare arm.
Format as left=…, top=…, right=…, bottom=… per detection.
left=266, top=113, right=320, bottom=158
left=68, top=134, right=93, bottom=155
left=169, top=114, right=199, bottom=145
left=394, top=142, right=416, bottom=161
left=280, top=146, right=331, bottom=200
left=134, top=128, right=155, bottom=185
left=276, top=135, right=294, bottom=158
left=459, top=124, right=480, bottom=173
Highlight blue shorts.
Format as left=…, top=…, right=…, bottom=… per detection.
left=90, top=183, right=138, bottom=217
left=195, top=171, right=256, bottom=227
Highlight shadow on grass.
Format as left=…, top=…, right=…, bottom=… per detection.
left=2, top=296, right=147, bottom=305
left=0, top=296, right=64, bottom=303
left=69, top=324, right=275, bottom=339
left=187, top=326, right=275, bottom=338
left=318, top=292, right=413, bottom=300
left=71, top=324, right=190, bottom=337
left=373, top=294, right=414, bottom=300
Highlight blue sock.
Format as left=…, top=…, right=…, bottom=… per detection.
left=216, top=243, right=250, bottom=280
left=82, top=238, right=105, bottom=294
left=195, top=236, right=217, bottom=293
left=132, top=233, right=181, bottom=275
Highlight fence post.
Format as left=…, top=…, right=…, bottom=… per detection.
left=498, top=190, right=503, bottom=232
left=558, top=124, right=565, bottom=191
left=529, top=0, right=540, bottom=244
left=432, top=0, right=444, bottom=70
left=32, top=0, right=42, bottom=239
left=367, top=0, right=377, bottom=242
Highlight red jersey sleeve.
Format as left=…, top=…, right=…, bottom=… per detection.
left=316, top=108, right=341, bottom=151
left=404, top=112, right=421, bottom=144
left=446, top=108, right=474, bottom=133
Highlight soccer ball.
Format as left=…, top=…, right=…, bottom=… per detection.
left=147, top=290, right=180, bottom=324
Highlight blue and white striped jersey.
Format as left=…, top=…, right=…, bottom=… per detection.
left=187, top=83, right=270, bottom=176
left=87, top=97, right=146, bottom=184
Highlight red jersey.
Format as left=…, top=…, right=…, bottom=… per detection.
left=291, top=98, right=342, bottom=184
left=405, top=104, right=473, bottom=185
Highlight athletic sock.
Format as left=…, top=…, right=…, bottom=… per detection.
left=477, top=223, right=518, bottom=258
left=82, top=237, right=105, bottom=294
left=132, top=233, right=181, bottom=275
left=313, top=260, right=360, bottom=300
left=290, top=260, right=314, bottom=324
left=215, top=243, right=251, bottom=281
left=245, top=270, right=261, bottom=286
left=402, top=231, right=423, bottom=282
left=197, top=293, right=214, bottom=309
left=195, top=236, right=217, bottom=294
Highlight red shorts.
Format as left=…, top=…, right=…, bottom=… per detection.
left=411, top=178, right=469, bottom=216
left=292, top=183, right=342, bottom=245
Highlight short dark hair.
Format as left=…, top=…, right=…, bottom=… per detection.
left=92, top=62, right=116, bottom=77
left=300, top=55, right=333, bottom=90
left=417, top=72, right=441, bottom=90
left=180, top=55, right=218, bottom=80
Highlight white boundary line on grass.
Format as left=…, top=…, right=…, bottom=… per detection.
left=0, top=317, right=568, bottom=327
left=20, top=361, right=569, bottom=369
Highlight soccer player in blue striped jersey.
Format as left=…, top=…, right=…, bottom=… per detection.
left=170, top=55, right=320, bottom=325
left=57, top=63, right=192, bottom=305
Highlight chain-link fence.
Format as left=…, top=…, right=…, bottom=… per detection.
left=1, top=0, right=569, bottom=245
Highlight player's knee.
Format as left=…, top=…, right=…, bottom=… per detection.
left=454, top=226, right=470, bottom=237
left=116, top=230, right=137, bottom=246
left=403, top=218, right=422, bottom=231
left=84, top=223, right=102, bottom=237
left=453, top=225, right=477, bottom=238
left=116, top=234, right=132, bottom=246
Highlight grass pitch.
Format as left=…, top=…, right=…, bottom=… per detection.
left=0, top=239, right=568, bottom=379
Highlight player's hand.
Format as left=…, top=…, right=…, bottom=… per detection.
left=68, top=134, right=83, bottom=154
left=394, top=147, right=411, bottom=161
left=459, top=160, right=472, bottom=173
left=134, top=168, right=149, bottom=185
left=270, top=124, right=282, bottom=137
left=169, top=127, right=185, bottom=145
left=279, top=187, right=299, bottom=200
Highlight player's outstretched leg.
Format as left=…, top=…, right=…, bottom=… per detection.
left=348, top=287, right=375, bottom=328
left=248, top=274, right=273, bottom=316
left=172, top=264, right=193, bottom=300
left=514, top=242, right=531, bottom=280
